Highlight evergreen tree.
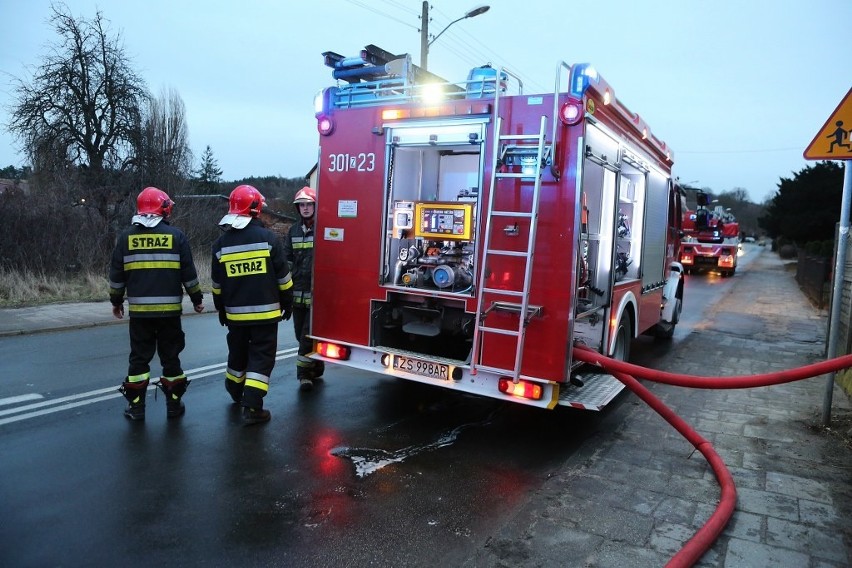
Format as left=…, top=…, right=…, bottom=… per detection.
left=193, top=145, right=223, bottom=194
left=758, top=161, right=844, bottom=245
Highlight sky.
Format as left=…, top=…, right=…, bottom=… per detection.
left=0, top=0, right=849, bottom=204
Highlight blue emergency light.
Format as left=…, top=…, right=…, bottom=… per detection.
left=568, top=63, right=599, bottom=98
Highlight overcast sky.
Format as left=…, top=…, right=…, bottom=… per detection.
left=1, top=0, right=849, bottom=203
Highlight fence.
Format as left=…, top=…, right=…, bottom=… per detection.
left=796, top=251, right=831, bottom=309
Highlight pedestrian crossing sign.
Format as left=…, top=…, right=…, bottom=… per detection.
left=804, top=88, right=852, bottom=160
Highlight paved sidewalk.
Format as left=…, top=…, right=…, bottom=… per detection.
left=0, top=296, right=202, bottom=337
left=467, top=251, right=852, bottom=567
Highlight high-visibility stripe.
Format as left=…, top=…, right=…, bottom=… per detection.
left=128, top=295, right=183, bottom=304
left=245, top=378, right=269, bottom=392
left=292, top=241, right=314, bottom=249
left=279, top=279, right=293, bottom=291
left=163, top=373, right=187, bottom=381
left=128, top=372, right=150, bottom=383
left=183, top=278, right=201, bottom=295
left=219, top=242, right=272, bottom=256
left=228, top=303, right=279, bottom=314
left=124, top=253, right=181, bottom=262
left=226, top=369, right=245, bottom=383
left=129, top=303, right=182, bottom=313
left=219, top=249, right=271, bottom=263
left=125, top=261, right=181, bottom=270
left=226, top=310, right=281, bottom=321
left=245, top=380, right=268, bottom=393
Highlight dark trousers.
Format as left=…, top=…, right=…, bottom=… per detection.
left=293, top=306, right=324, bottom=380
left=226, top=323, right=278, bottom=407
left=128, top=316, right=185, bottom=378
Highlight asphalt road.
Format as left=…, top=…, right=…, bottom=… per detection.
left=0, top=248, right=759, bottom=567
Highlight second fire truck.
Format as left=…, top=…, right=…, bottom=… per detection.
left=680, top=190, right=740, bottom=277
left=308, top=45, right=685, bottom=410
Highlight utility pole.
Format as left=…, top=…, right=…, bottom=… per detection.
left=420, top=1, right=429, bottom=70
left=420, top=3, right=490, bottom=72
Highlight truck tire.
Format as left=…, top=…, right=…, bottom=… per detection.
left=655, top=296, right=681, bottom=340
left=611, top=317, right=631, bottom=362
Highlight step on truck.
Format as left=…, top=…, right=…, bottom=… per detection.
left=308, top=45, right=685, bottom=410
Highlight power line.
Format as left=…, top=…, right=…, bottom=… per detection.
left=342, top=0, right=419, bottom=30
left=338, top=2, right=548, bottom=93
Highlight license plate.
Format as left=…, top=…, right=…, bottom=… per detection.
left=393, top=355, right=449, bottom=380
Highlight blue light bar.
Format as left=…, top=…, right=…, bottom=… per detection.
left=568, top=63, right=599, bottom=98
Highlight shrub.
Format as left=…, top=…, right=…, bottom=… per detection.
left=778, top=244, right=798, bottom=259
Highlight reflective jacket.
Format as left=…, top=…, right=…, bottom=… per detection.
left=283, top=220, right=314, bottom=307
left=211, top=218, right=294, bottom=325
left=109, top=221, right=203, bottom=317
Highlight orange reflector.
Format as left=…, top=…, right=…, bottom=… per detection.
left=381, top=109, right=409, bottom=120
left=316, top=342, right=350, bottom=360
left=497, top=378, right=543, bottom=401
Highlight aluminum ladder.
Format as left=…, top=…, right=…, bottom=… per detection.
left=472, top=114, right=549, bottom=381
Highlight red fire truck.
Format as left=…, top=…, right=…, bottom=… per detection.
left=680, top=190, right=740, bottom=277
left=308, top=45, right=685, bottom=410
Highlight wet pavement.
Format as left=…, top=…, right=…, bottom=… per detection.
left=464, top=251, right=852, bottom=567
left=1, top=249, right=850, bottom=566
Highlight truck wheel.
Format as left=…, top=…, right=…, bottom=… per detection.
left=655, top=296, right=680, bottom=340
left=611, top=318, right=631, bottom=362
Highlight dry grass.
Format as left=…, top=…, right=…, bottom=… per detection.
left=0, top=249, right=213, bottom=308
left=0, top=266, right=106, bottom=307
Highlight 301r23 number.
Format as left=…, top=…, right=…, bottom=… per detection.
left=327, top=152, right=375, bottom=172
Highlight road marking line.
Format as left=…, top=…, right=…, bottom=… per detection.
left=0, top=348, right=298, bottom=425
left=0, top=394, right=44, bottom=406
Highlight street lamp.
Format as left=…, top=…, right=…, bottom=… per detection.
left=420, top=3, right=490, bottom=71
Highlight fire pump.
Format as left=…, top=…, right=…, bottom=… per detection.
left=680, top=190, right=740, bottom=277
left=308, top=45, right=685, bottom=409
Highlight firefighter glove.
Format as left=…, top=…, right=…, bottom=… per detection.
left=281, top=306, right=292, bottom=321
left=218, top=309, right=227, bottom=327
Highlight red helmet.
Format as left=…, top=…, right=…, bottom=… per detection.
left=293, top=186, right=316, bottom=204
left=137, top=187, right=173, bottom=217
left=229, top=185, right=266, bottom=217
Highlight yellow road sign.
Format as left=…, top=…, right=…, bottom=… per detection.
left=804, top=88, right=852, bottom=160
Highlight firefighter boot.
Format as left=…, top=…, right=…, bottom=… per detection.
left=225, top=377, right=244, bottom=404
left=243, top=406, right=271, bottom=425
left=155, top=377, right=190, bottom=419
left=242, top=387, right=270, bottom=425
left=118, top=379, right=149, bottom=421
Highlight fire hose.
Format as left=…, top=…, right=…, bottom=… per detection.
left=572, top=345, right=852, bottom=568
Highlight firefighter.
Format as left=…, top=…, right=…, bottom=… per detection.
left=212, top=185, right=294, bottom=425
left=110, top=187, right=205, bottom=421
left=284, top=186, right=325, bottom=391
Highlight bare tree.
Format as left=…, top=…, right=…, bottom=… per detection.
left=6, top=3, right=150, bottom=268
left=9, top=4, right=148, bottom=173
left=136, top=87, right=193, bottom=194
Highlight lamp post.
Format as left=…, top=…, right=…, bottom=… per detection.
left=420, top=3, right=489, bottom=71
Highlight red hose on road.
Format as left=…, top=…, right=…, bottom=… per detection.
left=572, top=345, right=852, bottom=567
left=574, top=346, right=852, bottom=389
left=607, top=368, right=736, bottom=568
